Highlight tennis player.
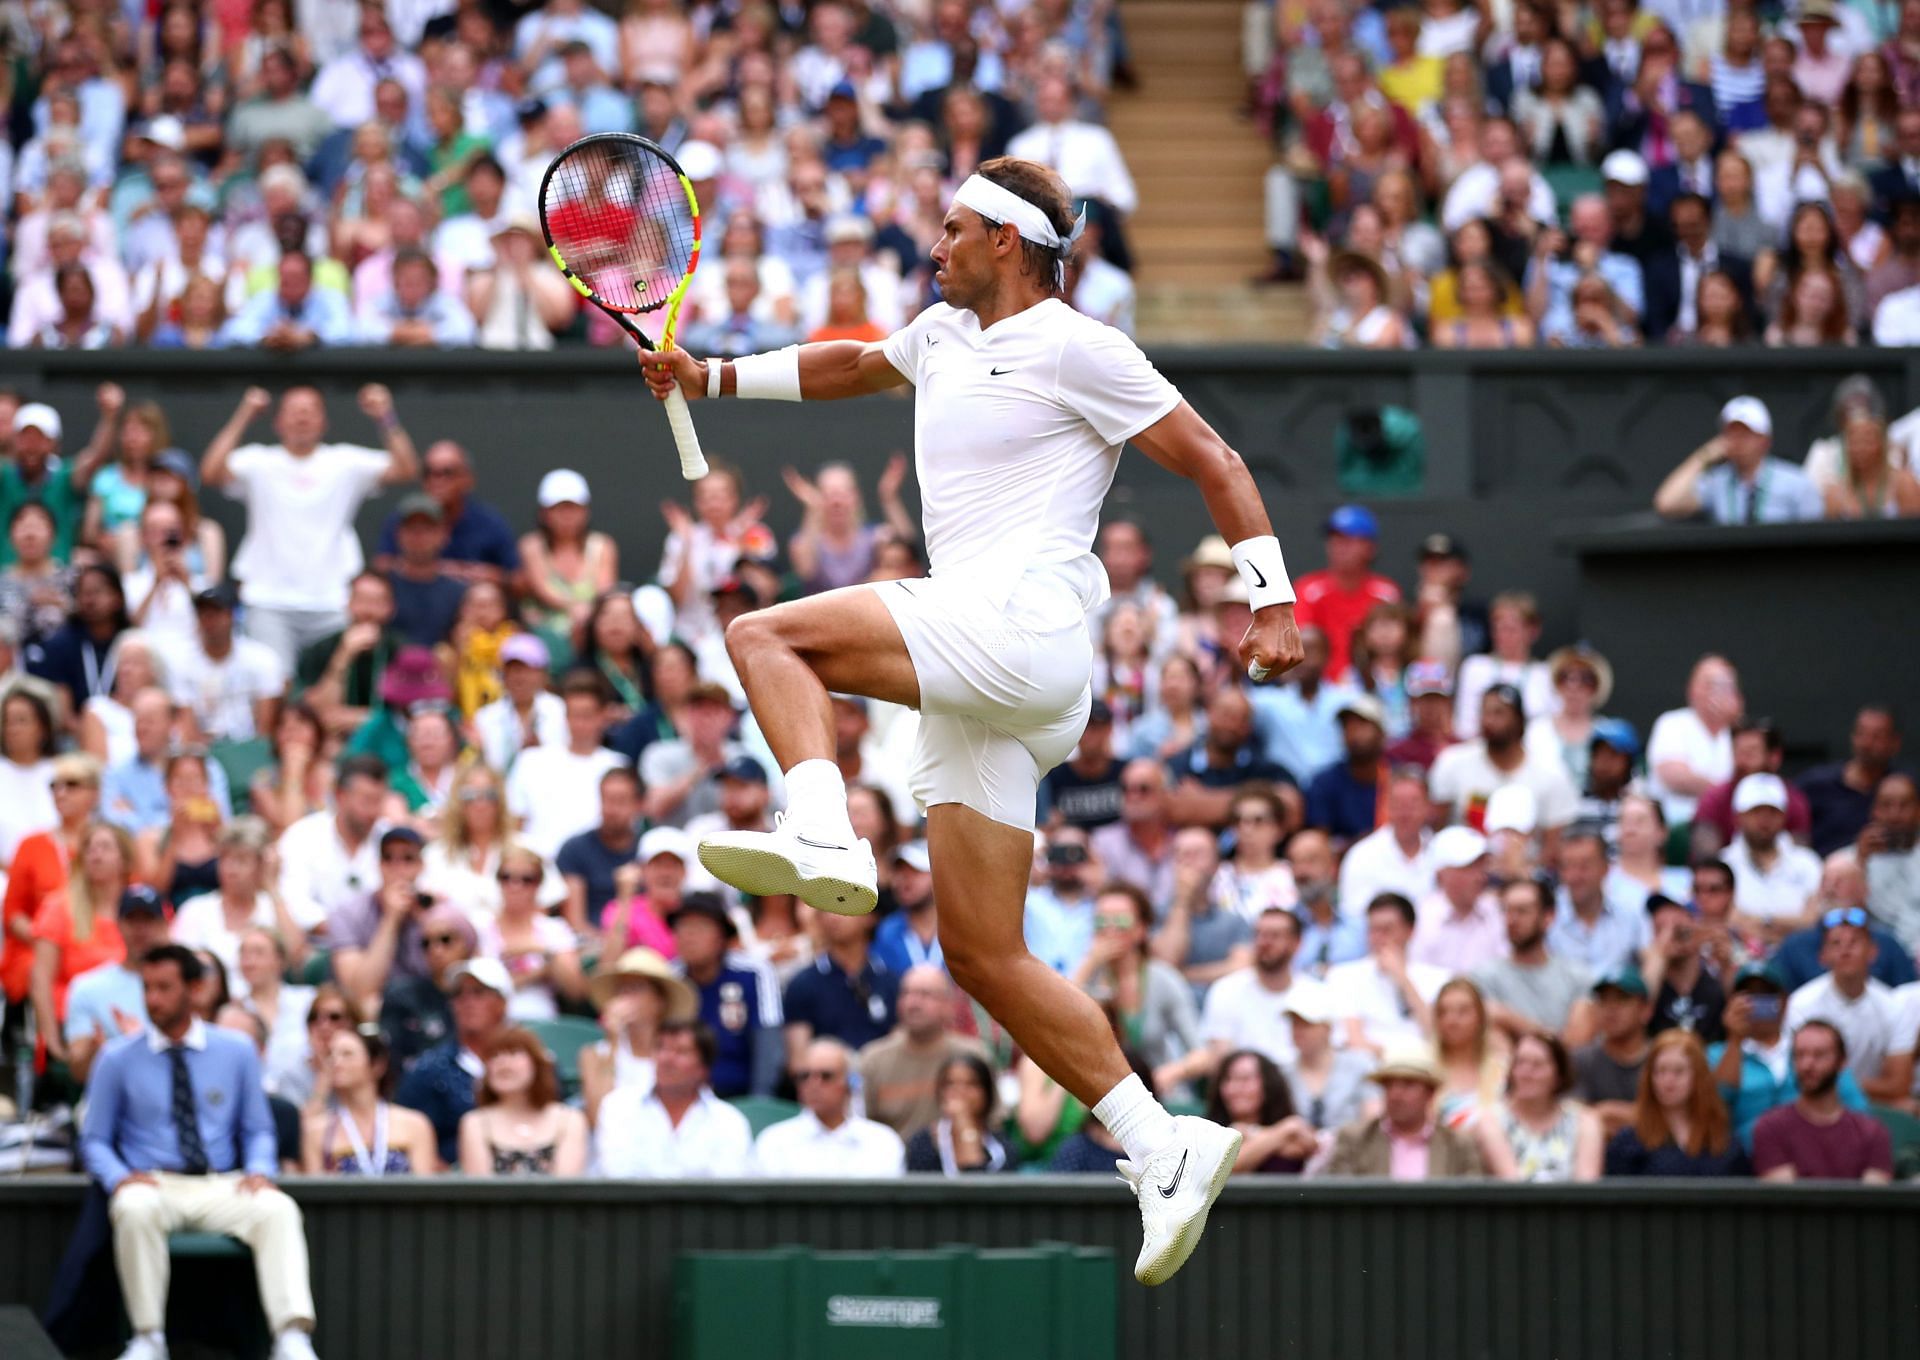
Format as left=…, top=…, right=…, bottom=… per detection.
left=641, top=157, right=1303, bottom=1285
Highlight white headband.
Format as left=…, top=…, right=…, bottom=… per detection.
left=951, top=174, right=1085, bottom=259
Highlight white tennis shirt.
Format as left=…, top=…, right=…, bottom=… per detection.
left=882, top=297, right=1181, bottom=614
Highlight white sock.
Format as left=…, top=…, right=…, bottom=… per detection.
left=783, top=758, right=856, bottom=842
left=1094, top=1072, right=1178, bottom=1164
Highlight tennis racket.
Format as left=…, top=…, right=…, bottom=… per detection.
left=539, top=132, right=707, bottom=480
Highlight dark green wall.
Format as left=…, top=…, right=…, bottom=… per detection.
left=4, top=347, right=1914, bottom=761
left=3, top=1177, right=1918, bottom=1359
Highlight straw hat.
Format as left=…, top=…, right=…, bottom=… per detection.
left=588, top=947, right=697, bottom=1019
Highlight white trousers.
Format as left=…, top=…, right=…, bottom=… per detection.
left=108, top=1172, right=316, bottom=1334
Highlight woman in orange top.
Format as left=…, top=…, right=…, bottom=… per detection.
left=805, top=267, right=887, bottom=344
left=2, top=752, right=101, bottom=1006
left=31, top=820, right=136, bottom=1063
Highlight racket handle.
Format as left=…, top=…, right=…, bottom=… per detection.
left=662, top=387, right=708, bottom=481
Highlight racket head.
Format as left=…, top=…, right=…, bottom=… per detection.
left=539, top=133, right=703, bottom=348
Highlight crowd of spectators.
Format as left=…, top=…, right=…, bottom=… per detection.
left=1250, top=0, right=1920, bottom=349
left=0, top=369, right=1906, bottom=1223
left=0, top=0, right=1147, bottom=348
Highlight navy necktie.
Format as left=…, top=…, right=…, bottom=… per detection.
left=169, top=1046, right=210, bottom=1174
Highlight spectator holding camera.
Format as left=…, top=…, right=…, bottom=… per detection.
left=1709, top=963, right=1870, bottom=1152
left=327, top=827, right=439, bottom=1015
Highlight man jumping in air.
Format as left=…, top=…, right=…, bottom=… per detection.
left=641, top=156, right=1303, bottom=1285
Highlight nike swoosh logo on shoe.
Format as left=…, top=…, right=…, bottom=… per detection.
left=1157, top=1149, right=1188, bottom=1198
left=795, top=834, right=852, bottom=851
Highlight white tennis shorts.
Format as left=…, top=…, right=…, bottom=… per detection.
left=871, top=568, right=1094, bottom=831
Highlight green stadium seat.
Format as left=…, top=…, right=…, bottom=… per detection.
left=1542, top=163, right=1604, bottom=220
left=208, top=737, right=275, bottom=817
left=729, top=1095, right=801, bottom=1137
left=169, top=1232, right=248, bottom=1259
left=523, top=1016, right=603, bottom=1094
left=1869, top=1105, right=1920, bottom=1180
left=292, top=950, right=331, bottom=988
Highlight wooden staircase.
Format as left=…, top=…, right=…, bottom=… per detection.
left=1106, top=0, right=1312, bottom=343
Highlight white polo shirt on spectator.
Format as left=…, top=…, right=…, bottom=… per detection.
left=472, top=691, right=569, bottom=773
left=1199, top=969, right=1329, bottom=1067
left=1875, top=286, right=1920, bottom=347
left=594, top=1085, right=753, bottom=1178
left=1005, top=119, right=1138, bottom=214
left=1428, top=738, right=1579, bottom=833
left=1324, top=955, right=1450, bottom=1053
left=164, top=635, right=287, bottom=742
left=505, top=744, right=625, bottom=859
left=1722, top=834, right=1823, bottom=922
left=1337, top=825, right=1435, bottom=920
left=1787, top=974, right=1915, bottom=1085
left=1645, top=706, right=1733, bottom=825
left=276, top=810, right=387, bottom=931
left=223, top=443, right=391, bottom=611
left=752, top=1111, right=906, bottom=1178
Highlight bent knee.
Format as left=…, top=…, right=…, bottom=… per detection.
left=109, top=1184, right=165, bottom=1225
left=724, top=608, right=783, bottom=664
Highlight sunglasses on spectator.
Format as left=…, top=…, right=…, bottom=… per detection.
left=1558, top=670, right=1597, bottom=688
left=424, top=933, right=462, bottom=947
left=311, top=1009, right=349, bottom=1024
left=459, top=787, right=500, bottom=803
left=1823, top=907, right=1870, bottom=930
left=793, top=1069, right=845, bottom=1083
left=423, top=464, right=462, bottom=479
left=1095, top=913, right=1137, bottom=930
left=496, top=870, right=540, bottom=885
left=50, top=778, right=91, bottom=791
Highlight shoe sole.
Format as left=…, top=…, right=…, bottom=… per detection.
left=698, top=840, right=878, bottom=916
left=1135, top=1127, right=1242, bottom=1287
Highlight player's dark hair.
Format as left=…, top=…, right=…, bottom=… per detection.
left=976, top=156, right=1077, bottom=294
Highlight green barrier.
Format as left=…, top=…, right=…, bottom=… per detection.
left=674, top=1241, right=1115, bottom=1360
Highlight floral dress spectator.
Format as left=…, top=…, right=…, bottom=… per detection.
left=1477, top=1033, right=1604, bottom=1182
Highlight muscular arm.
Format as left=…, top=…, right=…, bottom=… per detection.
left=644, top=340, right=908, bottom=403
left=1131, top=402, right=1303, bottom=680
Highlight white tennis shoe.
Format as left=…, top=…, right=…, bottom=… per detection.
left=1116, top=1115, right=1242, bottom=1287
left=698, top=813, right=879, bottom=916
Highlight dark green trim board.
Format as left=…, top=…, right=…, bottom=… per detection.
left=2, top=1178, right=1916, bottom=1359
left=2, top=347, right=1912, bottom=765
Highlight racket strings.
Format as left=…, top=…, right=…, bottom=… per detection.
left=543, top=142, right=695, bottom=314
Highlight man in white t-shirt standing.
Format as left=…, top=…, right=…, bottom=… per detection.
left=642, top=156, right=1303, bottom=1285
left=199, top=383, right=420, bottom=671
left=1646, top=654, right=1742, bottom=826
left=504, top=669, right=625, bottom=859
left=1428, top=684, right=1579, bottom=855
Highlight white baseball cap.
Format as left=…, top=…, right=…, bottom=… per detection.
left=1484, top=785, right=1538, bottom=835
left=447, top=957, right=512, bottom=997
left=13, top=403, right=61, bottom=440
left=1733, top=773, right=1788, bottom=814
left=675, top=139, right=723, bottom=181
left=537, top=467, right=590, bottom=508
left=1600, top=149, right=1648, bottom=187
left=640, top=826, right=694, bottom=863
left=1431, top=825, right=1489, bottom=870
left=1719, top=396, right=1772, bottom=437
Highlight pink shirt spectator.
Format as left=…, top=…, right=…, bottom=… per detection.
left=1387, top=1122, right=1434, bottom=1180
left=600, top=894, right=677, bottom=958
left=1411, top=891, right=1509, bottom=974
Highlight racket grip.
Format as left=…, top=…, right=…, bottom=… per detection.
left=662, top=387, right=708, bottom=481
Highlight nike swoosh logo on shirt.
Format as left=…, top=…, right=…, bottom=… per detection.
left=1157, top=1149, right=1188, bottom=1198
left=989, top=366, right=1014, bottom=375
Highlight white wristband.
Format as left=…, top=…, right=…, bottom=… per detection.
left=706, top=357, right=722, bottom=400
left=1230, top=535, right=1295, bottom=610
left=731, top=346, right=804, bottom=401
